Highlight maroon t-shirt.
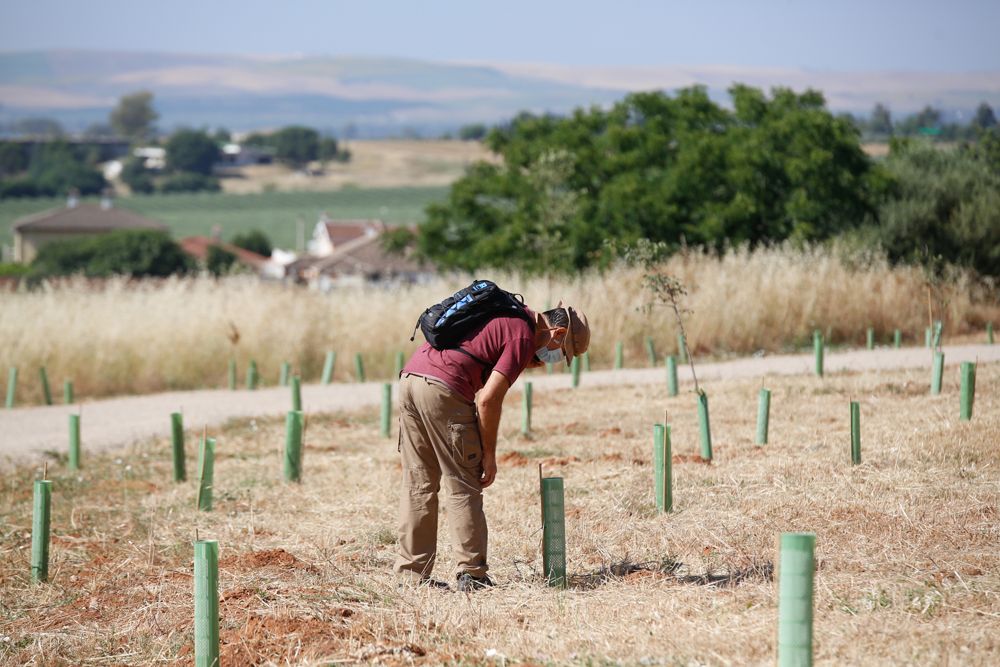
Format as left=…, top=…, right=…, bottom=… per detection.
left=403, top=310, right=536, bottom=402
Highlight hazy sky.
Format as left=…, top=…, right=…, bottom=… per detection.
left=2, top=0, right=999, bottom=71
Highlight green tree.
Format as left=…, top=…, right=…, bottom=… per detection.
left=28, top=140, right=106, bottom=196
left=973, top=102, right=996, bottom=131
left=459, top=123, right=488, bottom=141
left=206, top=245, right=237, bottom=276
left=30, top=230, right=193, bottom=279
left=870, top=103, right=893, bottom=136
left=110, top=91, right=159, bottom=141
left=166, top=129, right=219, bottom=175
left=273, top=126, right=319, bottom=168
left=120, top=156, right=154, bottom=194
left=230, top=229, right=273, bottom=257
left=0, top=142, right=27, bottom=177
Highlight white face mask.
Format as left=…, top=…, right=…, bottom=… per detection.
left=535, top=345, right=563, bottom=364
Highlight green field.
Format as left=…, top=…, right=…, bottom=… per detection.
left=0, top=186, right=448, bottom=252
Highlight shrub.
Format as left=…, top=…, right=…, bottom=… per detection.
left=230, top=229, right=273, bottom=257
left=166, top=129, right=219, bottom=175
left=158, top=172, right=221, bottom=194
left=30, top=230, right=193, bottom=279
left=206, top=245, right=237, bottom=276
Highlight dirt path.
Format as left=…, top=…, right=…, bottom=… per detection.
left=2, top=343, right=996, bottom=465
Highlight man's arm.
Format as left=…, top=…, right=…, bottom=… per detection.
left=475, top=369, right=511, bottom=488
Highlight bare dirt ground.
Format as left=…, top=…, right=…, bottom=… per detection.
left=217, top=140, right=495, bottom=193
left=0, top=345, right=996, bottom=664
left=2, top=343, right=996, bottom=466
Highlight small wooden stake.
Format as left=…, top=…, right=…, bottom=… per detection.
left=284, top=411, right=304, bottom=481
left=354, top=353, right=365, bottom=382
left=540, top=476, right=566, bottom=588
left=197, top=433, right=215, bottom=511
left=193, top=539, right=220, bottom=667
left=170, top=412, right=186, bottom=482
left=291, top=375, right=302, bottom=411
left=666, top=356, right=678, bottom=397
left=39, top=367, right=52, bottom=405
left=756, top=388, right=771, bottom=445
left=850, top=401, right=861, bottom=465
left=68, top=413, right=81, bottom=470
left=697, top=391, right=713, bottom=461
left=813, top=331, right=824, bottom=378
left=777, top=532, right=816, bottom=667
left=380, top=383, right=392, bottom=438
left=31, top=478, right=52, bottom=583
left=930, top=352, right=944, bottom=395
left=522, top=382, right=533, bottom=436
left=5, top=366, right=16, bottom=409
left=321, top=351, right=336, bottom=384
left=960, top=362, right=975, bottom=421
left=614, top=341, right=623, bottom=370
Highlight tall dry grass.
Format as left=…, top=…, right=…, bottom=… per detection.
left=1, top=243, right=997, bottom=402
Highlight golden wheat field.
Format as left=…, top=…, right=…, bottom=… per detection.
left=2, top=244, right=997, bottom=405
left=1, top=357, right=997, bottom=665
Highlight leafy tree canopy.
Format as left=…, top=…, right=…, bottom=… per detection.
left=273, top=126, right=319, bottom=168
left=110, top=91, right=159, bottom=141
left=230, top=229, right=273, bottom=257
left=30, top=230, right=193, bottom=279
left=417, top=85, right=883, bottom=275
left=166, top=129, right=219, bottom=175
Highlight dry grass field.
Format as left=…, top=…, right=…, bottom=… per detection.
left=1, top=360, right=997, bottom=665
left=2, top=244, right=997, bottom=405
left=218, top=140, right=495, bottom=194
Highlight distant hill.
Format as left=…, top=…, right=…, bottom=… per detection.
left=1, top=50, right=997, bottom=136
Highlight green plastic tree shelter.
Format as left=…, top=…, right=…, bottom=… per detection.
left=813, top=331, right=824, bottom=378
left=31, top=479, right=52, bottom=583
left=930, top=352, right=944, bottom=395
left=39, top=367, right=52, bottom=405
left=68, top=413, right=81, bottom=470
left=932, top=320, right=943, bottom=349
left=924, top=327, right=932, bottom=348
left=756, top=388, right=771, bottom=445
left=777, top=532, right=816, bottom=667
left=677, top=332, right=688, bottom=364
left=63, top=380, right=74, bottom=404
left=321, top=351, right=337, bottom=384
left=653, top=423, right=672, bottom=513
left=354, top=353, right=366, bottom=382
left=850, top=401, right=861, bottom=465
left=697, top=391, right=713, bottom=461
left=571, top=356, right=580, bottom=388
left=582, top=351, right=591, bottom=372
left=193, top=539, right=220, bottom=667
left=284, top=411, right=304, bottom=481
left=893, top=329, right=901, bottom=349
left=522, top=382, right=532, bottom=436
left=394, top=350, right=405, bottom=379
left=540, top=476, right=567, bottom=588
left=614, top=341, right=624, bottom=369
left=960, top=362, right=976, bottom=421
left=5, top=366, right=16, bottom=408
left=987, top=322, right=994, bottom=345
left=197, top=437, right=216, bottom=511
left=246, top=360, right=259, bottom=390
left=291, top=376, right=302, bottom=412
left=866, top=328, right=874, bottom=350
left=645, top=336, right=657, bottom=366
left=171, top=412, right=186, bottom=482
left=380, top=383, right=392, bottom=438
left=279, top=361, right=291, bottom=387
left=227, top=359, right=236, bottom=390
left=666, top=356, right=678, bottom=397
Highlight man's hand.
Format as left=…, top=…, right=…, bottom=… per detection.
left=480, top=453, right=497, bottom=488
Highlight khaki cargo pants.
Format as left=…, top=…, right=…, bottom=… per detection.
left=394, top=373, right=488, bottom=582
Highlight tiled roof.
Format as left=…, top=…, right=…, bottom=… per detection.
left=322, top=219, right=385, bottom=246
left=179, top=237, right=269, bottom=268
left=13, top=204, right=166, bottom=233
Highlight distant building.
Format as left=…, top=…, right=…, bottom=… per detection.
left=218, top=143, right=274, bottom=166
left=11, top=197, right=166, bottom=263
left=307, top=216, right=384, bottom=257
left=309, top=231, right=432, bottom=289
left=179, top=236, right=274, bottom=275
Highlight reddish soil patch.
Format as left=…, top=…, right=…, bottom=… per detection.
left=213, top=614, right=350, bottom=665
left=540, top=456, right=580, bottom=466
left=220, top=548, right=319, bottom=574
left=498, top=451, right=529, bottom=466
left=598, top=452, right=624, bottom=462
left=598, top=427, right=622, bottom=437
left=672, top=454, right=711, bottom=464
left=306, top=443, right=338, bottom=452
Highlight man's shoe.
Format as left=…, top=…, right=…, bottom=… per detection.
left=456, top=572, right=495, bottom=592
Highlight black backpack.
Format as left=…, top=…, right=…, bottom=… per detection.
left=410, top=280, right=534, bottom=378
